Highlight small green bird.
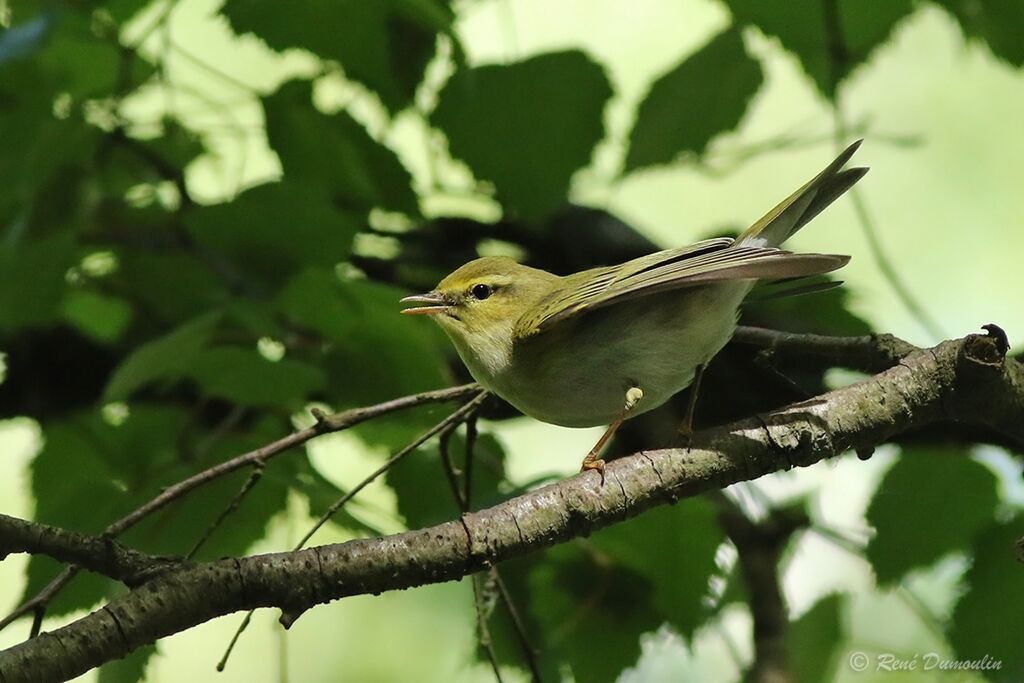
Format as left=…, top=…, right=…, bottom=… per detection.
left=402, top=142, right=867, bottom=475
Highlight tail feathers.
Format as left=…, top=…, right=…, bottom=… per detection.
left=738, top=140, right=867, bottom=248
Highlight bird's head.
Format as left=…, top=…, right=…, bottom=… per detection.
left=400, top=257, right=559, bottom=374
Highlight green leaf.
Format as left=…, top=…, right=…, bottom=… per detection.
left=933, top=0, right=1024, bottom=67
left=0, top=234, right=75, bottom=331
left=104, top=311, right=222, bottom=401
left=24, top=406, right=192, bottom=616
left=949, top=515, right=1024, bottom=682
left=120, top=415, right=291, bottom=560
left=33, top=12, right=154, bottom=99
left=0, top=107, right=99, bottom=237
left=61, top=289, right=133, bottom=344
left=723, top=0, right=915, bottom=97
left=97, top=128, right=203, bottom=202
left=223, top=0, right=450, bottom=112
left=625, top=27, right=763, bottom=172
left=263, top=80, right=418, bottom=215
left=790, top=593, right=844, bottom=683
left=589, top=497, right=722, bottom=639
left=25, top=408, right=291, bottom=621
left=185, top=182, right=360, bottom=286
left=97, top=643, right=156, bottom=683
left=115, top=249, right=230, bottom=325
left=433, top=51, right=613, bottom=221
left=186, top=346, right=326, bottom=409
left=388, top=433, right=506, bottom=529
left=865, top=450, right=999, bottom=585
left=277, top=269, right=450, bottom=423
left=270, top=453, right=380, bottom=536
left=746, top=276, right=873, bottom=337
left=529, top=543, right=662, bottom=682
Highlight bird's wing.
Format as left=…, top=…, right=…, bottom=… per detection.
left=515, top=239, right=848, bottom=337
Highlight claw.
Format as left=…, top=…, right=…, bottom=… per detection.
left=580, top=456, right=606, bottom=485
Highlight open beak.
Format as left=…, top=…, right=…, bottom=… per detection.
left=400, top=291, right=450, bottom=315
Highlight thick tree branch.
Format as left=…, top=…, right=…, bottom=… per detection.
left=1, top=331, right=1021, bottom=681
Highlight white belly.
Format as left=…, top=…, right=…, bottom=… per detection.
left=481, top=282, right=750, bottom=427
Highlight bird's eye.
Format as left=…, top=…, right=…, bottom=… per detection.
left=471, top=284, right=492, bottom=300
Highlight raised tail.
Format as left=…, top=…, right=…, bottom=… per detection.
left=737, top=140, right=868, bottom=248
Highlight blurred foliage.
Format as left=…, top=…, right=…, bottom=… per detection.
left=0, top=1, right=1021, bottom=682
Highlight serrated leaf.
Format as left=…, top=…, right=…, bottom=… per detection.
left=745, top=276, right=872, bottom=337
left=0, top=234, right=76, bottom=331
left=61, top=289, right=133, bottom=344
left=723, top=0, right=915, bottom=97
left=529, top=543, right=662, bottom=683
left=433, top=50, right=613, bottom=221
left=263, top=80, right=418, bottom=215
left=24, top=407, right=192, bottom=616
left=949, top=515, right=1024, bottom=682
left=270, top=453, right=380, bottom=536
left=276, top=269, right=449, bottom=430
left=933, top=0, right=1024, bottom=67
left=104, top=311, right=222, bottom=401
left=187, top=346, right=325, bottom=409
left=28, top=405, right=290, bottom=582
left=388, top=432, right=506, bottom=529
left=115, top=249, right=230, bottom=325
left=866, top=450, right=999, bottom=585
left=590, top=497, right=722, bottom=639
left=34, top=12, right=154, bottom=99
left=223, top=0, right=450, bottom=112
left=625, top=27, right=763, bottom=172
left=185, top=181, right=360, bottom=286
left=120, top=416, right=291, bottom=560
left=790, top=593, right=844, bottom=683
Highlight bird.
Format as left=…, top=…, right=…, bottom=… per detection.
left=401, top=141, right=867, bottom=477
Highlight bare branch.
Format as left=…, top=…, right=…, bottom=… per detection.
left=220, top=393, right=488, bottom=668
left=732, top=325, right=918, bottom=373
left=0, top=383, right=479, bottom=632
left=1, top=331, right=1021, bottom=681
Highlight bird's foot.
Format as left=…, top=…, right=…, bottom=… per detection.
left=580, top=453, right=606, bottom=485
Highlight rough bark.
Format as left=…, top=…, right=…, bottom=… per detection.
left=0, top=331, right=1021, bottom=682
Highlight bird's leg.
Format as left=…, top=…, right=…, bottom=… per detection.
left=677, top=363, right=706, bottom=443
left=581, top=386, right=644, bottom=482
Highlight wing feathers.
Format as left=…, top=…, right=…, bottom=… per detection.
left=518, top=244, right=847, bottom=336
left=515, top=144, right=865, bottom=338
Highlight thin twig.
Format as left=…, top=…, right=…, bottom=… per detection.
left=216, top=612, right=252, bottom=672
left=186, top=462, right=265, bottom=560
left=436, top=419, right=544, bottom=682
left=169, top=39, right=260, bottom=93
left=473, top=574, right=505, bottom=683
left=492, top=571, right=544, bottom=683
left=463, top=414, right=478, bottom=508
left=296, top=393, right=486, bottom=549
left=4, top=332, right=1022, bottom=679
left=438, top=423, right=467, bottom=510
left=28, top=609, right=43, bottom=640
left=820, top=0, right=945, bottom=341
left=0, top=384, right=480, bottom=634
left=217, top=392, right=487, bottom=670
left=896, top=585, right=947, bottom=646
